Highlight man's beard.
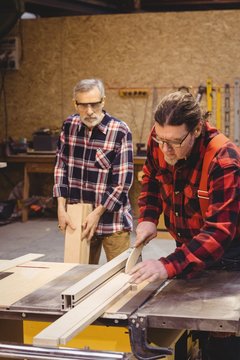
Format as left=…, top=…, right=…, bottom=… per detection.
left=81, top=116, right=102, bottom=129
left=164, top=155, right=178, bottom=166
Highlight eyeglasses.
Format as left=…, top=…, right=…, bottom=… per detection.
left=75, top=99, right=103, bottom=111
left=152, top=130, right=191, bottom=148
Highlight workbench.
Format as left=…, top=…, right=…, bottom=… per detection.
left=1, top=154, right=146, bottom=222
left=1, top=154, right=55, bottom=222
left=0, top=256, right=239, bottom=360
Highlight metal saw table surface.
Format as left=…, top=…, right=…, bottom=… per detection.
left=0, top=259, right=240, bottom=333
left=0, top=260, right=158, bottom=323
left=135, top=270, right=240, bottom=333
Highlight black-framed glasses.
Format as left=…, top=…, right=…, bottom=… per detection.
left=152, top=130, right=191, bottom=148
left=75, top=99, right=103, bottom=111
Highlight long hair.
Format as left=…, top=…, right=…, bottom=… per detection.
left=154, top=91, right=207, bottom=132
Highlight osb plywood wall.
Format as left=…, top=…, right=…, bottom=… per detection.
left=1, top=10, right=240, bottom=151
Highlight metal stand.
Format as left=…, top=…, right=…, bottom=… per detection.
left=128, top=316, right=173, bottom=360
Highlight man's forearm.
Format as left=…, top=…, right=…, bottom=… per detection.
left=57, top=197, right=67, bottom=211
left=93, top=204, right=106, bottom=217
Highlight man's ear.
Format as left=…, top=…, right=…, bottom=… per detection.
left=102, top=96, right=106, bottom=107
left=73, top=99, right=78, bottom=111
left=194, top=120, right=203, bottom=137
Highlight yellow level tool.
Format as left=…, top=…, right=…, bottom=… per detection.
left=206, top=78, right=213, bottom=113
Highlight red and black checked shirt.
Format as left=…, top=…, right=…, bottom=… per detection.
left=139, top=122, right=240, bottom=278
left=53, top=112, right=134, bottom=235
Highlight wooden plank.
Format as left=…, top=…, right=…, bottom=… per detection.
left=102, top=280, right=148, bottom=318
left=61, top=248, right=132, bottom=310
left=64, top=203, right=92, bottom=264
left=0, top=261, right=75, bottom=308
left=0, top=253, right=44, bottom=272
left=103, top=281, right=165, bottom=319
left=12, top=265, right=97, bottom=313
left=33, top=272, right=131, bottom=347
left=124, top=245, right=143, bottom=273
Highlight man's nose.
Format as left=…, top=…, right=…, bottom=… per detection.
left=86, top=105, right=94, bottom=115
left=161, top=142, right=172, bottom=152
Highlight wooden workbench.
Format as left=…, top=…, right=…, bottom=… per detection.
left=1, top=154, right=56, bottom=222
left=1, top=154, right=146, bottom=222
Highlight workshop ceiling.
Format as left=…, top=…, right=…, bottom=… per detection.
left=1, top=0, right=240, bottom=38
left=23, top=0, right=240, bottom=17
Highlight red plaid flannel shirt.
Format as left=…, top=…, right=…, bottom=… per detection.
left=138, top=122, right=240, bottom=278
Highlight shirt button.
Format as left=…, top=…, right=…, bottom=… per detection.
left=175, top=212, right=179, bottom=216
left=178, top=232, right=181, bottom=237
left=175, top=191, right=180, bottom=194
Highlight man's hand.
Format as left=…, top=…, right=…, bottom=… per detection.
left=57, top=198, right=75, bottom=231
left=129, top=259, right=168, bottom=284
left=81, top=205, right=105, bottom=241
left=134, top=221, right=158, bottom=247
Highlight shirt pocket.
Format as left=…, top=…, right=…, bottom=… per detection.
left=95, top=148, right=116, bottom=170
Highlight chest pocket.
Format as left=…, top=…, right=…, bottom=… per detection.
left=95, top=148, right=116, bottom=170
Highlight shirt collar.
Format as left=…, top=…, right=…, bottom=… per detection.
left=97, top=111, right=110, bottom=134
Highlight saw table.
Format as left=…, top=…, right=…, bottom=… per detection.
left=0, top=256, right=240, bottom=360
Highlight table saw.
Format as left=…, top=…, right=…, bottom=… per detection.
left=0, top=253, right=240, bottom=360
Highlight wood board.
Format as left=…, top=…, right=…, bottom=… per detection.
left=64, top=203, right=92, bottom=263
left=61, top=248, right=133, bottom=310
left=0, top=254, right=44, bottom=272
left=11, top=264, right=97, bottom=313
left=33, top=272, right=132, bottom=347
left=0, top=260, right=75, bottom=308
left=124, top=244, right=143, bottom=273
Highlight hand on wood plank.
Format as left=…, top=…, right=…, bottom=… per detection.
left=64, top=204, right=92, bottom=264
left=81, top=204, right=106, bottom=241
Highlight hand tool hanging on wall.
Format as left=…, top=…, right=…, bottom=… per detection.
left=206, top=78, right=213, bottom=113
left=119, top=88, right=149, bottom=156
left=216, top=86, right=222, bottom=131
left=224, top=84, right=230, bottom=138
left=196, top=84, right=206, bottom=103
left=234, top=78, right=240, bottom=146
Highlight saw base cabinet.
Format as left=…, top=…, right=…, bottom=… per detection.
left=23, top=321, right=189, bottom=360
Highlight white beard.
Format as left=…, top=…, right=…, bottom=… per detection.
left=81, top=116, right=102, bottom=129
left=164, top=155, right=178, bottom=166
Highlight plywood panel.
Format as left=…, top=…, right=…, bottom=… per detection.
left=0, top=261, right=75, bottom=308
left=2, top=10, right=239, bottom=146
left=0, top=253, right=44, bottom=272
